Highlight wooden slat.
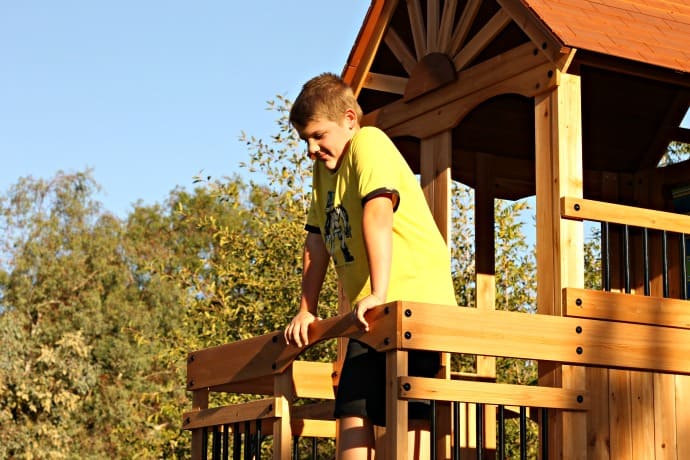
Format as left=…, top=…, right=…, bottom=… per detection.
left=395, top=301, right=690, bottom=375
left=437, top=0, right=458, bottom=53
left=290, top=419, right=336, bottom=438
left=453, top=8, right=512, bottom=71
left=564, top=288, right=690, bottom=329
left=653, top=373, right=678, bottom=459
left=676, top=375, right=690, bottom=458
left=386, top=350, right=408, bottom=459
left=609, top=370, right=633, bottom=458
left=183, top=397, right=286, bottom=431
left=631, top=371, right=655, bottom=459
left=407, top=0, right=426, bottom=60
left=561, top=196, right=690, bottom=234
left=292, top=361, right=336, bottom=399
left=448, top=0, right=481, bottom=57
left=187, top=305, right=396, bottom=390
left=399, top=376, right=588, bottom=410
left=426, top=0, right=440, bottom=53
left=420, top=131, right=452, bottom=242
left=383, top=27, right=417, bottom=75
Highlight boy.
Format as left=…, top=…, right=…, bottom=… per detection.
left=284, top=73, right=456, bottom=459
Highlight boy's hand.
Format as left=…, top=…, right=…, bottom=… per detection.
left=284, top=310, right=319, bottom=347
left=353, top=294, right=384, bottom=332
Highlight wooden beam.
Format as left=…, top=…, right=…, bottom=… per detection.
left=453, top=8, right=512, bottom=71
left=407, top=0, right=426, bottom=60
left=420, top=131, right=452, bottom=242
left=399, top=376, right=588, bottom=410
left=564, top=288, right=690, bottom=329
left=363, top=42, right=549, bottom=132
left=561, top=196, right=690, bottom=234
left=448, top=0, right=481, bottom=57
left=438, top=0, right=458, bottom=53
left=386, top=350, right=408, bottom=459
left=427, top=0, right=440, bottom=53
left=383, top=27, right=417, bottom=75
left=342, top=0, right=400, bottom=96
left=362, top=71, right=408, bottom=95
left=183, top=397, right=286, bottom=431
left=496, top=0, right=567, bottom=65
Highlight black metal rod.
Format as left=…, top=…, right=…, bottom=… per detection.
left=541, top=408, right=549, bottom=460
left=233, top=423, right=241, bottom=460
left=243, top=422, right=251, bottom=460
left=643, top=228, right=650, bottom=296
left=498, top=405, right=505, bottom=460
left=431, top=400, right=437, bottom=460
left=603, top=222, right=611, bottom=291
left=476, top=404, right=483, bottom=460
left=212, top=426, right=221, bottom=460
left=662, top=230, right=669, bottom=297
left=255, top=420, right=262, bottom=460
left=453, top=402, right=460, bottom=460
left=201, top=427, right=208, bottom=460
left=623, top=224, right=631, bottom=293
left=681, top=234, right=688, bottom=300
left=520, top=406, right=527, bottom=460
left=292, top=436, right=299, bottom=460
left=311, top=437, right=317, bottom=460
left=222, top=424, right=230, bottom=460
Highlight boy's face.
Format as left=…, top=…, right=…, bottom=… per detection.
left=297, top=109, right=358, bottom=171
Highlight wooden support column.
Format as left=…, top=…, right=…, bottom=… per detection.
left=420, top=130, right=452, bottom=242
left=420, top=130, right=453, bottom=458
left=534, top=71, right=585, bottom=459
left=384, top=350, right=408, bottom=460
left=191, top=388, right=210, bottom=460
left=274, top=369, right=295, bottom=460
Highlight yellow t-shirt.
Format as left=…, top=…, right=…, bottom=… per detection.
left=306, top=126, right=456, bottom=308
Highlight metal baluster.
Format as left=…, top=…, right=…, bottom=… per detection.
left=292, top=436, right=299, bottom=460
left=519, top=406, right=527, bottom=460
left=233, top=423, right=241, bottom=460
left=662, top=230, right=669, bottom=297
left=201, top=427, right=208, bottom=460
left=476, top=404, right=483, bottom=460
left=453, top=402, right=460, bottom=460
left=431, top=400, right=437, bottom=460
left=498, top=405, right=505, bottom=460
left=244, top=422, right=251, bottom=460
left=541, top=408, right=549, bottom=460
left=643, top=228, right=650, bottom=296
left=623, top=225, right=631, bottom=293
left=222, top=424, right=230, bottom=460
left=603, top=222, right=611, bottom=291
left=212, top=426, right=221, bottom=460
left=255, top=419, right=261, bottom=460
left=311, top=437, right=317, bottom=460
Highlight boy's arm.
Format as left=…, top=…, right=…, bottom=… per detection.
left=284, top=231, right=329, bottom=347
left=354, top=194, right=394, bottom=331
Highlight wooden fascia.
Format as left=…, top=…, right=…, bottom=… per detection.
left=362, top=42, right=554, bottom=138
left=341, top=0, right=400, bottom=97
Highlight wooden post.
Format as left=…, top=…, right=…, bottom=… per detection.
left=191, top=388, right=209, bottom=460
left=274, top=369, right=295, bottom=460
left=420, top=130, right=453, bottom=457
left=385, top=350, right=409, bottom=459
left=534, top=71, right=585, bottom=459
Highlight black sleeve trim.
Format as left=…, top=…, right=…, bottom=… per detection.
left=305, top=224, right=321, bottom=234
left=361, top=187, right=400, bottom=212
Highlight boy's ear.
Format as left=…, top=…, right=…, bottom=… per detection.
left=344, top=108, right=358, bottom=129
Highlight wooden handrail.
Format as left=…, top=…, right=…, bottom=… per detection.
left=561, top=196, right=690, bottom=233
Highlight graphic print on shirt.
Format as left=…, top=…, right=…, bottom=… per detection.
left=324, top=191, right=354, bottom=265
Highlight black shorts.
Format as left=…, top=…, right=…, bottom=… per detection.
left=333, top=339, right=440, bottom=427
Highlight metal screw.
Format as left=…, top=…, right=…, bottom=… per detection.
left=384, top=306, right=390, bottom=314
left=272, top=335, right=278, bottom=343
left=576, top=346, right=583, bottom=355
left=576, top=326, right=582, bottom=334
left=575, top=298, right=582, bottom=306
left=574, top=203, right=581, bottom=211
left=188, top=354, right=195, bottom=363
left=577, top=395, right=584, bottom=403
left=405, top=309, right=412, bottom=317
left=184, top=417, right=190, bottom=425
left=403, top=383, right=411, bottom=391
left=188, top=380, right=194, bottom=387
left=542, top=42, right=548, bottom=50
left=271, top=363, right=276, bottom=370
left=384, top=337, right=390, bottom=346
left=547, top=70, right=554, bottom=78
left=404, top=331, right=412, bottom=339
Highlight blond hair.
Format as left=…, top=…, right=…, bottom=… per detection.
left=289, top=73, right=363, bottom=128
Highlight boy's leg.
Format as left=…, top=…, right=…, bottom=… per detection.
left=337, top=415, right=375, bottom=460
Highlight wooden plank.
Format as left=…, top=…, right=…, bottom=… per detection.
left=398, top=376, right=588, bottom=410
left=426, top=0, right=440, bottom=53
left=654, top=373, right=677, bottom=459
left=386, top=350, right=408, bottom=459
left=183, top=397, right=285, bottom=431
left=407, top=0, right=426, bottom=60
left=292, top=361, right=336, bottom=399
left=609, top=370, right=633, bottom=459
left=437, top=0, right=458, bottom=53
left=362, top=41, right=548, bottom=131
left=676, top=375, right=690, bottom=458
left=453, top=8, right=512, bottom=71
left=187, top=305, right=396, bottom=390
left=191, top=389, right=209, bottom=460
left=586, top=368, right=611, bottom=459
left=420, top=130, right=452, bottom=242
left=383, top=28, right=417, bottom=75
left=496, top=0, right=568, bottom=65
left=395, top=302, right=690, bottom=375
left=630, top=371, right=655, bottom=459
left=561, top=196, right=690, bottom=234
left=448, top=0, right=481, bottom=57
left=290, top=419, right=336, bottom=438
left=563, top=288, right=690, bottom=329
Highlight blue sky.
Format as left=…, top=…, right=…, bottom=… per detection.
left=0, top=1, right=370, bottom=216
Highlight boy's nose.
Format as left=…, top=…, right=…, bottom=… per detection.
left=308, top=141, right=320, bottom=155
